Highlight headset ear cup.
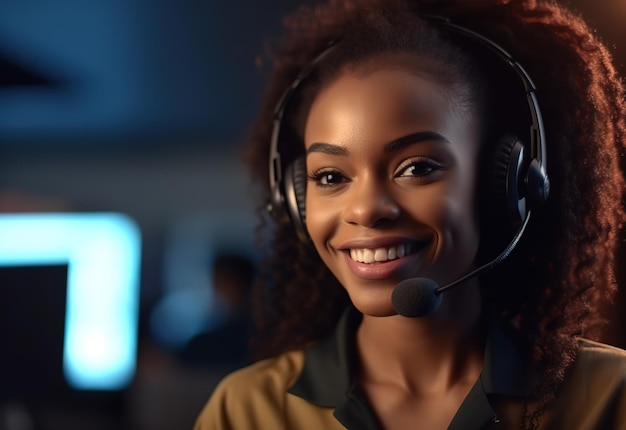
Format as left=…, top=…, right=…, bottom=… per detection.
left=284, top=156, right=309, bottom=242
left=492, top=135, right=526, bottom=226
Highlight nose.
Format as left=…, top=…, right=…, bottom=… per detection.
left=342, top=176, right=400, bottom=228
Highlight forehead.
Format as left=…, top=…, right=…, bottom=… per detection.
left=304, top=63, right=472, bottom=146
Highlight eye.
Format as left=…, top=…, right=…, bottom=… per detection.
left=395, top=157, right=445, bottom=179
left=308, top=169, right=348, bottom=188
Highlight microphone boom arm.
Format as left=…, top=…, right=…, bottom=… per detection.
left=436, top=210, right=533, bottom=294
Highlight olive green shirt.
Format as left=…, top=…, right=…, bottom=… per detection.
left=195, top=307, right=626, bottom=429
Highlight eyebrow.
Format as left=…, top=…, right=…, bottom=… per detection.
left=306, top=142, right=349, bottom=156
left=306, top=131, right=449, bottom=156
left=383, top=131, right=449, bottom=154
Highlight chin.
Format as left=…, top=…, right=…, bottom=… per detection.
left=348, top=290, right=397, bottom=317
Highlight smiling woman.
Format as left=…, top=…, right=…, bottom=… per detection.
left=194, top=0, right=626, bottom=429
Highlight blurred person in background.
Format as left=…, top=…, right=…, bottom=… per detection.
left=180, top=252, right=256, bottom=371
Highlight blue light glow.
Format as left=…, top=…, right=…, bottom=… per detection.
left=0, top=213, right=141, bottom=390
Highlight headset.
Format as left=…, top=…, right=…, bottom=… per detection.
left=267, top=16, right=550, bottom=244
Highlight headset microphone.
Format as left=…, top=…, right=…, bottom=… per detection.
left=391, top=210, right=532, bottom=317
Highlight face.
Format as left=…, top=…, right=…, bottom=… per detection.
left=303, top=61, right=482, bottom=317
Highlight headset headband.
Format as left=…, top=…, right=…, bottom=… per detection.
left=267, top=15, right=550, bottom=241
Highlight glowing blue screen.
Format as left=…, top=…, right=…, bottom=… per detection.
left=0, top=213, right=141, bottom=390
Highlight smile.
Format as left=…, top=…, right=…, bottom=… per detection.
left=349, top=243, right=420, bottom=264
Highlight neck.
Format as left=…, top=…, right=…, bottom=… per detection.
left=356, top=281, right=486, bottom=395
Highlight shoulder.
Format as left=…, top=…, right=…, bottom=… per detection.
left=576, top=338, right=626, bottom=372
left=194, top=349, right=306, bottom=430
left=570, top=338, right=626, bottom=386
left=212, top=347, right=306, bottom=398
left=542, top=339, right=626, bottom=428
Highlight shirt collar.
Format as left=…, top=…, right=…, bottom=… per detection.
left=288, top=305, right=361, bottom=407
left=289, top=306, right=535, bottom=428
left=482, top=316, right=536, bottom=396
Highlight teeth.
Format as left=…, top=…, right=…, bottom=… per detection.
left=374, top=248, right=387, bottom=262
left=349, top=243, right=415, bottom=264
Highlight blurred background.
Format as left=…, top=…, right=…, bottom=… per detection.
left=0, top=1, right=624, bottom=429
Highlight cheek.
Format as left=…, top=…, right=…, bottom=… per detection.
left=304, top=193, right=338, bottom=248
left=417, top=170, right=480, bottom=253
left=441, top=170, right=481, bottom=255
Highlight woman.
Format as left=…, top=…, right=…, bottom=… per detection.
left=195, top=0, right=626, bottom=428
